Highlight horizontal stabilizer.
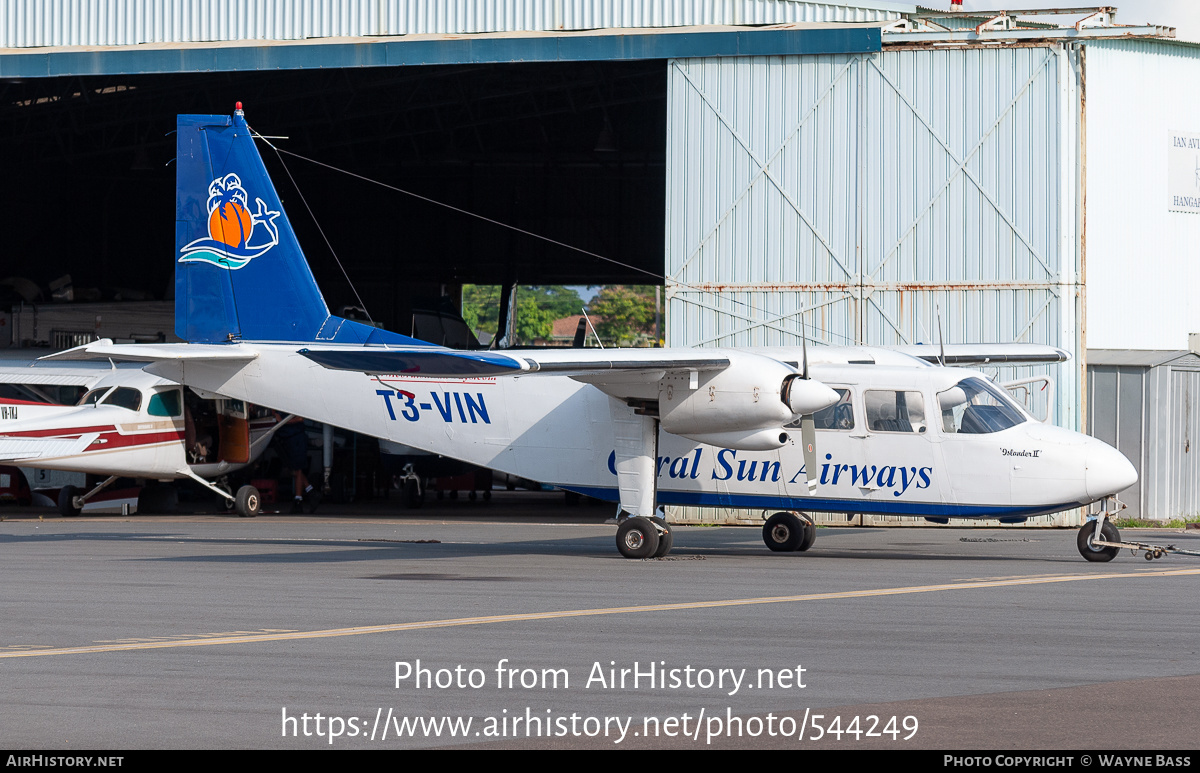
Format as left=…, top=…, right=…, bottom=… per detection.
left=892, top=344, right=1070, bottom=366
left=40, top=339, right=258, bottom=364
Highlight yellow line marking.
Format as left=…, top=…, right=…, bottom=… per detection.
left=6, top=568, right=1198, bottom=659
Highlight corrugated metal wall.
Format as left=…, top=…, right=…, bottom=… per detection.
left=665, top=45, right=1084, bottom=524
left=0, top=0, right=906, bottom=47
left=1088, top=355, right=1200, bottom=521
left=1168, top=367, right=1200, bottom=519
left=666, top=46, right=1080, bottom=413
left=1087, top=364, right=1145, bottom=519
left=1083, top=39, right=1200, bottom=350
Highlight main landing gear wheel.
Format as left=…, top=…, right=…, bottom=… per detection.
left=797, top=519, right=817, bottom=552
left=234, top=485, right=261, bottom=518
left=1077, top=520, right=1120, bottom=563
left=651, top=517, right=673, bottom=558
left=763, top=512, right=804, bottom=552
left=57, top=485, right=82, bottom=518
left=616, top=517, right=660, bottom=559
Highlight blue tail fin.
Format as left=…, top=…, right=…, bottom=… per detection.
left=175, top=107, right=421, bottom=346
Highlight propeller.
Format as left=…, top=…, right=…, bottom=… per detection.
left=799, top=316, right=819, bottom=496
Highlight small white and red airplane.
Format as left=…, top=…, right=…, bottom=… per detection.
left=49, top=106, right=1145, bottom=561
left=0, top=360, right=282, bottom=517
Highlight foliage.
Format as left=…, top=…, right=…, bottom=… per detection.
left=460, top=284, right=500, bottom=335
left=587, top=285, right=658, bottom=347
left=460, top=284, right=659, bottom=347
left=461, top=285, right=584, bottom=346
left=1112, top=517, right=1200, bottom=529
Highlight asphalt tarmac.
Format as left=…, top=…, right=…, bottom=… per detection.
left=1, top=491, right=1197, bottom=750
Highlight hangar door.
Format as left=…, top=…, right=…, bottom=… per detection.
left=665, top=45, right=1081, bottom=429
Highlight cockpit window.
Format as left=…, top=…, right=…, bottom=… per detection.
left=937, top=377, right=1027, bottom=434
left=100, top=387, right=142, bottom=412
left=78, top=387, right=112, bottom=406
left=812, top=389, right=855, bottom=430
left=148, top=389, right=182, bottom=418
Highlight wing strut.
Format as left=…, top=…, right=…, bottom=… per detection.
left=609, top=397, right=657, bottom=518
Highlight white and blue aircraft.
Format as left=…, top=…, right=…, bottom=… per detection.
left=52, top=106, right=1140, bottom=561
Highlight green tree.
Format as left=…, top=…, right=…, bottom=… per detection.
left=460, top=285, right=584, bottom=345
left=521, top=286, right=586, bottom=321
left=461, top=284, right=501, bottom=338
left=513, top=295, right=556, bottom=344
left=588, top=285, right=658, bottom=347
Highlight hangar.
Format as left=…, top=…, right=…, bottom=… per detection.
left=1, top=1, right=1197, bottom=521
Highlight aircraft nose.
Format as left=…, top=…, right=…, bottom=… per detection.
left=1085, top=440, right=1137, bottom=500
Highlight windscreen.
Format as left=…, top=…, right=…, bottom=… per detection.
left=938, top=377, right=1027, bottom=434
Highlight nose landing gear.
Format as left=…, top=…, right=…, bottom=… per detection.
left=1077, top=497, right=1200, bottom=562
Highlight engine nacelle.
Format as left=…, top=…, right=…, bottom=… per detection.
left=658, top=352, right=837, bottom=450
left=683, top=428, right=792, bottom=452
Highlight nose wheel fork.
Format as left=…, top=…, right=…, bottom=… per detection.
left=1076, top=497, right=1200, bottom=562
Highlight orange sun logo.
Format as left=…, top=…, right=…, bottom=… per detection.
left=206, top=174, right=254, bottom=248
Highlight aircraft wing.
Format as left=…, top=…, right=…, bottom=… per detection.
left=295, top=345, right=732, bottom=380
left=53, top=339, right=736, bottom=383
left=0, top=358, right=117, bottom=388
left=889, top=344, right=1070, bottom=365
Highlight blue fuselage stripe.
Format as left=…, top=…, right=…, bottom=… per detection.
left=557, top=485, right=1077, bottom=519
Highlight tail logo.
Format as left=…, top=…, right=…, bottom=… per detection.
left=178, top=173, right=281, bottom=270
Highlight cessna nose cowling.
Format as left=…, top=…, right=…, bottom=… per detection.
left=1084, top=440, right=1138, bottom=500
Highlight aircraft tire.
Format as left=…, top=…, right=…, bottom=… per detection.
left=1077, top=520, right=1119, bottom=562
left=651, top=518, right=673, bottom=558
left=616, top=517, right=659, bottom=559
left=797, top=519, right=817, bottom=552
left=763, top=512, right=803, bottom=552
left=235, top=485, right=261, bottom=518
left=57, top=485, right=81, bottom=518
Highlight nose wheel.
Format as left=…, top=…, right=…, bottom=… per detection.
left=1077, top=519, right=1120, bottom=562
left=1076, top=507, right=1200, bottom=563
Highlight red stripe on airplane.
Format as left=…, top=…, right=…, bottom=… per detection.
left=0, top=425, right=116, bottom=438
left=86, top=431, right=185, bottom=450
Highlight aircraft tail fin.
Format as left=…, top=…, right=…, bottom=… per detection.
left=175, top=106, right=420, bottom=347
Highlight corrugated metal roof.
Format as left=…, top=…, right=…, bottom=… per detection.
left=0, top=0, right=912, bottom=49
left=1087, top=350, right=1200, bottom=368
left=0, top=23, right=884, bottom=77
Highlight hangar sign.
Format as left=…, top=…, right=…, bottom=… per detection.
left=1169, top=130, right=1200, bottom=213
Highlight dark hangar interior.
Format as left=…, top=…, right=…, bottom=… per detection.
left=0, top=61, right=667, bottom=333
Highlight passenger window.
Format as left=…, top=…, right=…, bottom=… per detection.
left=101, top=387, right=142, bottom=412
left=147, top=389, right=183, bottom=418
left=865, top=390, right=926, bottom=433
